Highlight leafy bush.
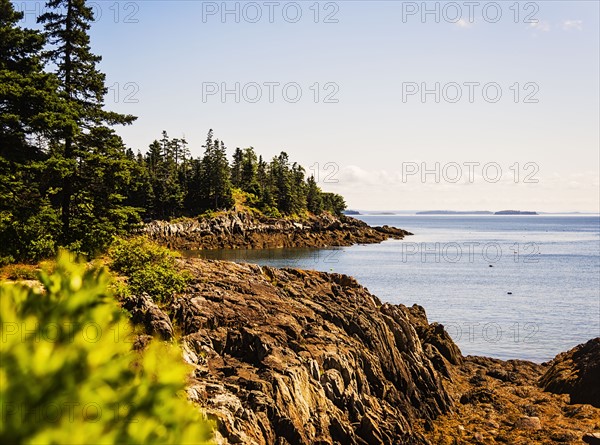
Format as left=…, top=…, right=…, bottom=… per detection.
left=0, top=251, right=213, bottom=444
left=108, top=237, right=189, bottom=303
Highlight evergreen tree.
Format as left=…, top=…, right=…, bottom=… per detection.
left=270, top=152, right=293, bottom=214
left=38, top=0, right=136, bottom=243
left=306, top=175, right=324, bottom=215
left=290, top=162, right=307, bottom=214
left=124, top=150, right=152, bottom=218
left=240, top=147, right=259, bottom=195
left=199, top=132, right=234, bottom=211
left=0, top=0, right=63, bottom=161
left=231, top=147, right=243, bottom=188
left=70, top=126, right=141, bottom=252
left=144, top=137, right=183, bottom=219
left=183, top=157, right=204, bottom=216
left=322, top=192, right=347, bottom=216
left=0, top=0, right=64, bottom=262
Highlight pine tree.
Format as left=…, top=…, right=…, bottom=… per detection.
left=231, top=147, right=243, bottom=188
left=198, top=131, right=234, bottom=211
left=306, top=175, right=323, bottom=215
left=144, top=136, right=183, bottom=219
left=240, top=147, right=259, bottom=195
left=290, top=162, right=307, bottom=214
left=38, top=0, right=136, bottom=242
left=0, top=0, right=65, bottom=262
left=322, top=192, right=347, bottom=216
left=270, top=152, right=293, bottom=214
left=183, top=157, right=204, bottom=216
left=0, top=0, right=64, bottom=160
left=71, top=126, right=141, bottom=252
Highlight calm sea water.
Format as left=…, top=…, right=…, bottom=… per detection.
left=186, top=215, right=600, bottom=362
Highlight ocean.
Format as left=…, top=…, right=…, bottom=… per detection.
left=190, top=215, right=600, bottom=363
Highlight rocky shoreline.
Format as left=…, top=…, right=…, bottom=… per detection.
left=143, top=211, right=412, bottom=250
left=126, top=258, right=600, bottom=445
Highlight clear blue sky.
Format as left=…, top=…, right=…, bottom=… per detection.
left=14, top=1, right=600, bottom=211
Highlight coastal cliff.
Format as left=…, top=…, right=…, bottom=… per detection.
left=143, top=211, right=411, bottom=250
left=126, top=258, right=600, bottom=445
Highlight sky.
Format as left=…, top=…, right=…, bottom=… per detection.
left=14, top=1, right=600, bottom=212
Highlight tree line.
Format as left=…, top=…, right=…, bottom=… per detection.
left=131, top=129, right=346, bottom=220
left=0, top=0, right=346, bottom=263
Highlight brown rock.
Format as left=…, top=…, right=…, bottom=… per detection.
left=120, top=257, right=600, bottom=445
left=143, top=211, right=412, bottom=250
left=128, top=258, right=452, bottom=444
left=539, top=338, right=600, bottom=408
left=123, top=293, right=173, bottom=340
left=514, top=416, right=542, bottom=430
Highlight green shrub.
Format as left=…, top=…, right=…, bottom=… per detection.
left=0, top=251, right=213, bottom=444
left=108, top=237, right=189, bottom=303
left=261, top=205, right=282, bottom=218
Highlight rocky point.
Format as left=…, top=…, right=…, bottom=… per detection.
left=143, top=211, right=411, bottom=250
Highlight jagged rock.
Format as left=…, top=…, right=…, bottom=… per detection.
left=402, top=304, right=463, bottom=365
left=539, top=338, right=600, bottom=407
left=166, top=258, right=453, bottom=444
left=143, top=211, right=412, bottom=250
left=122, top=293, right=173, bottom=340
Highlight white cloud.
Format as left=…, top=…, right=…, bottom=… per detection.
left=455, top=19, right=472, bottom=29
left=529, top=20, right=551, bottom=32
left=562, top=20, right=583, bottom=31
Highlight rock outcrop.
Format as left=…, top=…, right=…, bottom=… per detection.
left=143, top=211, right=412, bottom=250
left=174, top=259, right=451, bottom=444
left=124, top=258, right=600, bottom=444
left=539, top=338, right=600, bottom=408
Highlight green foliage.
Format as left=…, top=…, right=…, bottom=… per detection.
left=197, top=131, right=234, bottom=212
left=322, top=192, right=347, bottom=216
left=306, top=175, right=324, bottom=215
left=0, top=251, right=213, bottom=444
left=261, top=205, right=282, bottom=218
left=0, top=158, right=62, bottom=263
left=108, top=237, right=189, bottom=303
left=0, top=0, right=141, bottom=262
left=68, top=127, right=143, bottom=255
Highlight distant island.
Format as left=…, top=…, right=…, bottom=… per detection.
left=494, top=210, right=538, bottom=215
left=415, top=210, right=538, bottom=215
left=343, top=210, right=362, bottom=215
left=416, top=211, right=493, bottom=215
